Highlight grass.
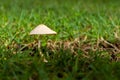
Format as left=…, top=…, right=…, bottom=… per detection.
left=0, top=0, right=120, bottom=80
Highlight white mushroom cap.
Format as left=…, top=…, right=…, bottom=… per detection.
left=30, top=24, right=57, bottom=35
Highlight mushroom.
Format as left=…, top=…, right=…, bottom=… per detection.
left=30, top=24, right=57, bottom=62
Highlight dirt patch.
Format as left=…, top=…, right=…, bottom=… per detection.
left=6, top=36, right=120, bottom=61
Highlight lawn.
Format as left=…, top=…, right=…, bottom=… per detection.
left=0, top=0, right=120, bottom=80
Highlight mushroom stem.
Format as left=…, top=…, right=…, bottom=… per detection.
left=38, top=36, right=48, bottom=62
left=38, top=39, right=43, bottom=57
left=38, top=35, right=42, bottom=53
left=38, top=40, right=41, bottom=50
